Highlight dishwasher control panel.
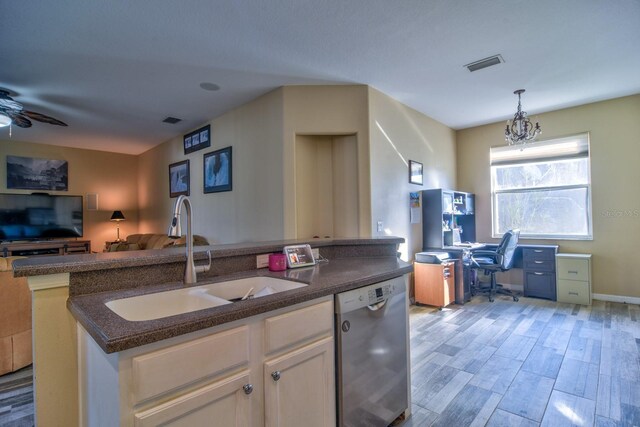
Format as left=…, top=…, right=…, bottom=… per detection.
left=335, top=276, right=406, bottom=313
left=367, top=283, right=395, bottom=304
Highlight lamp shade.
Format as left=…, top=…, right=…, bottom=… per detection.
left=110, top=210, right=125, bottom=221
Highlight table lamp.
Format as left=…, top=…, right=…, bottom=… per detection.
left=110, top=210, right=126, bottom=242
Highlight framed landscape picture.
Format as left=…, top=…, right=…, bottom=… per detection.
left=6, top=155, right=69, bottom=191
left=183, top=125, right=211, bottom=155
left=169, top=160, right=190, bottom=197
left=203, top=146, right=232, bottom=193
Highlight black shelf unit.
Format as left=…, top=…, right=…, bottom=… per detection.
left=421, top=189, right=476, bottom=249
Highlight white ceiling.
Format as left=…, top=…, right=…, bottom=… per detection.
left=1, top=0, right=639, bottom=155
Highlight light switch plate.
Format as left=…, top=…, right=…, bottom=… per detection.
left=377, top=221, right=383, bottom=232
left=256, top=254, right=270, bottom=269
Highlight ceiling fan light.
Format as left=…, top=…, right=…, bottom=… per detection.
left=0, top=112, right=12, bottom=127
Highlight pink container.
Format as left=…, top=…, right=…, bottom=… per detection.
left=268, top=253, right=287, bottom=271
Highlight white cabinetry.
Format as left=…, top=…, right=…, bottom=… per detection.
left=78, top=296, right=334, bottom=427
left=556, top=253, right=592, bottom=305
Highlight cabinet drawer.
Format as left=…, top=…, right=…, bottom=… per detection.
left=131, top=325, right=249, bottom=404
left=557, top=258, right=589, bottom=281
left=557, top=279, right=591, bottom=305
left=524, top=258, right=555, bottom=272
left=524, top=271, right=556, bottom=300
left=134, top=370, right=251, bottom=427
left=264, top=300, right=333, bottom=355
left=523, top=248, right=555, bottom=261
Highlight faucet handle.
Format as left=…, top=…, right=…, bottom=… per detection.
left=195, top=250, right=212, bottom=274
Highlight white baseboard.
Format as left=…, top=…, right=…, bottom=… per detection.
left=592, top=293, right=640, bottom=305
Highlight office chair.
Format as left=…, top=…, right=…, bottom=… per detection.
left=470, top=229, right=520, bottom=302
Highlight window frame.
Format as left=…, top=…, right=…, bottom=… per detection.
left=490, top=133, right=593, bottom=240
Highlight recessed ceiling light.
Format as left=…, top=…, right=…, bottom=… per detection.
left=199, top=82, right=220, bottom=91
left=162, top=116, right=182, bottom=124
left=464, top=55, right=504, bottom=72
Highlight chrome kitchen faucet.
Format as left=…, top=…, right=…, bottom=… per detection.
left=168, top=195, right=211, bottom=284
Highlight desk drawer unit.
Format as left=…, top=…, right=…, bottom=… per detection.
left=523, top=247, right=557, bottom=300
left=556, top=254, right=592, bottom=305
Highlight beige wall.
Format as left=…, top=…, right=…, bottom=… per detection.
left=457, top=94, right=640, bottom=299
left=282, top=85, right=371, bottom=239
left=368, top=88, right=457, bottom=261
left=0, top=139, right=138, bottom=251
left=137, top=89, right=285, bottom=244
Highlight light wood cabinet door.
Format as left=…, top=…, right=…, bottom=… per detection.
left=263, top=336, right=335, bottom=427
left=133, top=371, right=252, bottom=427
left=414, top=262, right=454, bottom=307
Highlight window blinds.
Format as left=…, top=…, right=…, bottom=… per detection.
left=490, top=133, right=590, bottom=166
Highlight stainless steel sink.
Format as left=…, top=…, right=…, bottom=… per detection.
left=105, top=276, right=307, bottom=321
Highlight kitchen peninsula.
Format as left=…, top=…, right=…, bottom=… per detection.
left=13, top=237, right=412, bottom=426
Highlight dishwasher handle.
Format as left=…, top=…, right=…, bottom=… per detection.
left=367, top=298, right=388, bottom=311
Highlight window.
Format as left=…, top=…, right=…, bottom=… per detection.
left=490, top=133, right=592, bottom=240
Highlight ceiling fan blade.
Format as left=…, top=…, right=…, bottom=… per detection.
left=22, top=110, right=68, bottom=126
left=0, top=97, right=23, bottom=111
left=8, top=112, right=32, bottom=128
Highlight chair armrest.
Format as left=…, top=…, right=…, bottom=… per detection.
left=470, top=250, right=497, bottom=258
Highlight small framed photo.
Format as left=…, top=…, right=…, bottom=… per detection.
left=409, top=160, right=423, bottom=185
left=203, top=147, right=232, bottom=193
left=169, top=160, right=190, bottom=198
left=183, top=125, right=211, bottom=154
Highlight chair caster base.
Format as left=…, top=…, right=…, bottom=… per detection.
left=489, top=297, right=494, bottom=302
left=513, top=296, right=519, bottom=302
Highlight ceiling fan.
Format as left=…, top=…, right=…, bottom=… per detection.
left=0, top=88, right=67, bottom=129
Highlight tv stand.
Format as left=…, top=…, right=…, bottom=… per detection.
left=1, top=240, right=91, bottom=258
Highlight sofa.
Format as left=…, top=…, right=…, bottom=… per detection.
left=0, top=256, right=32, bottom=376
left=107, top=233, right=209, bottom=252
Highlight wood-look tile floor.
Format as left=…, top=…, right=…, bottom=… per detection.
left=0, top=365, right=34, bottom=427
left=1, top=297, right=638, bottom=427
left=405, top=296, right=640, bottom=427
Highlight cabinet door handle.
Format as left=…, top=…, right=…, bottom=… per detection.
left=568, top=270, right=578, bottom=274
left=243, top=384, right=253, bottom=395
left=534, top=261, right=544, bottom=264
left=534, top=250, right=543, bottom=253
left=271, top=371, right=281, bottom=381
left=569, top=292, right=579, bottom=296
left=534, top=272, right=544, bottom=275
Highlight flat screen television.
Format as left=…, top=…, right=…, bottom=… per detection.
left=0, top=193, right=83, bottom=241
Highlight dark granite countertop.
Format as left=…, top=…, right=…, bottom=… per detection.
left=12, top=237, right=404, bottom=277
left=68, top=255, right=412, bottom=354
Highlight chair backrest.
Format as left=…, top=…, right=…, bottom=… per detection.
left=495, top=229, right=520, bottom=270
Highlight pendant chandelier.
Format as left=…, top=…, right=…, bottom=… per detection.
left=505, top=89, right=541, bottom=146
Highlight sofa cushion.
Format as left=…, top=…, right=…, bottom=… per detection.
left=109, top=242, right=140, bottom=252
left=146, top=234, right=172, bottom=250
left=125, top=234, right=144, bottom=245
left=171, top=235, right=210, bottom=247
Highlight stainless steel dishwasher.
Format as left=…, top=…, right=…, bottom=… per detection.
left=335, top=276, right=409, bottom=427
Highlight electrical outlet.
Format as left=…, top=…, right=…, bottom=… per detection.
left=377, top=221, right=383, bottom=232
left=256, top=254, right=270, bottom=269
left=312, top=248, right=319, bottom=258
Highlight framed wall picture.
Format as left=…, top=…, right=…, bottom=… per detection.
left=409, top=160, right=423, bottom=185
left=169, top=160, right=190, bottom=198
left=183, top=125, right=211, bottom=155
left=6, top=155, right=69, bottom=191
left=203, top=146, right=232, bottom=193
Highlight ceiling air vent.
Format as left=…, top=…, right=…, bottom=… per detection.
left=162, top=116, right=182, bottom=124
left=464, top=55, right=504, bottom=72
